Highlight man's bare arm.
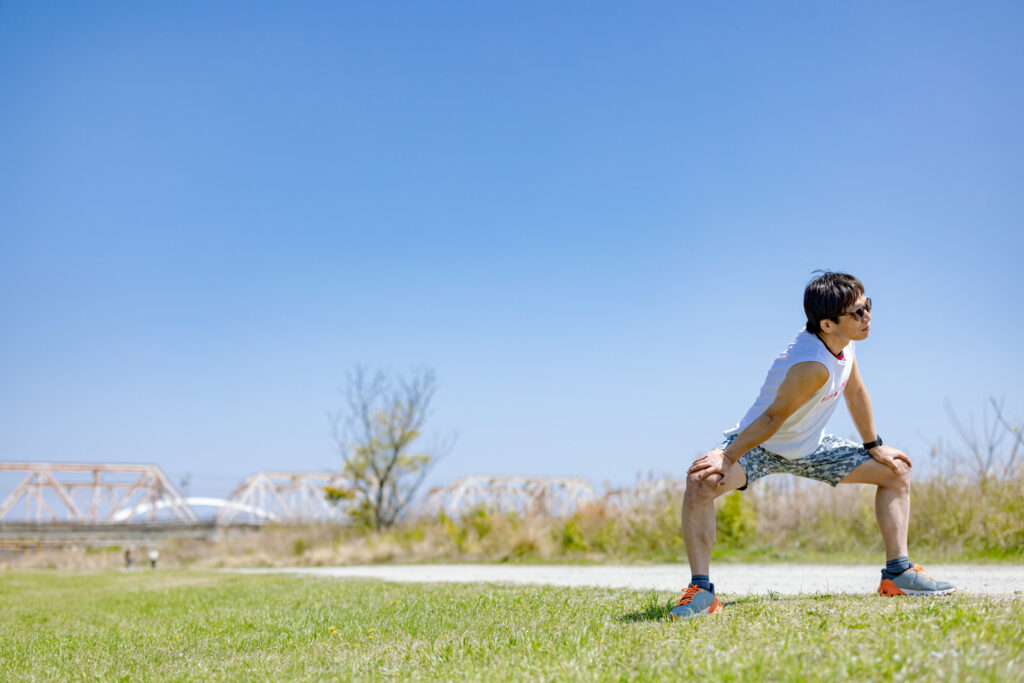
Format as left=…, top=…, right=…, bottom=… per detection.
left=690, top=361, right=828, bottom=485
left=843, top=358, right=911, bottom=474
left=842, top=359, right=878, bottom=443
left=722, top=361, right=829, bottom=463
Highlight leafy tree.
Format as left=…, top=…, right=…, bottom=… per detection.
left=328, top=367, right=450, bottom=530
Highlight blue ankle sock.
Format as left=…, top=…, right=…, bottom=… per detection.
left=690, top=574, right=712, bottom=592
left=882, top=556, right=912, bottom=579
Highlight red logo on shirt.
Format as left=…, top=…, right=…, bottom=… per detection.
left=820, top=378, right=849, bottom=403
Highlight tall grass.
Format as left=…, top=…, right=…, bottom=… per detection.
left=400, top=467, right=1024, bottom=564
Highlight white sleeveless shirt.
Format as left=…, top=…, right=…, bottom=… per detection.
left=724, top=329, right=854, bottom=460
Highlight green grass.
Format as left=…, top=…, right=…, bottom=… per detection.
left=1, top=571, right=1021, bottom=681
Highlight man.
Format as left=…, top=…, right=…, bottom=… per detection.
left=671, top=271, right=955, bottom=620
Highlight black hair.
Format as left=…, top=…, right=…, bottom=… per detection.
left=804, top=271, right=864, bottom=334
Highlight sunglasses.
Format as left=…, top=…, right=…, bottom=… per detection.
left=845, top=298, right=872, bottom=321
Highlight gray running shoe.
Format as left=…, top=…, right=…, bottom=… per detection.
left=878, top=564, right=956, bottom=596
left=669, top=584, right=722, bottom=620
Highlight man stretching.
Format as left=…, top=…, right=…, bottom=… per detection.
left=671, top=271, right=955, bottom=620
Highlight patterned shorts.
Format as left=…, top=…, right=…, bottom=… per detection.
left=718, top=433, right=872, bottom=490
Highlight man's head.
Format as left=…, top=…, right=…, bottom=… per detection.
left=804, top=271, right=866, bottom=335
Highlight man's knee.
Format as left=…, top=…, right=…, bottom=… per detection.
left=881, top=465, right=911, bottom=493
left=684, top=472, right=721, bottom=504
left=897, top=465, right=911, bottom=489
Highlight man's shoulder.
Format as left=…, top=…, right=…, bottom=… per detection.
left=781, top=328, right=823, bottom=358
left=777, top=360, right=830, bottom=400
left=785, top=359, right=830, bottom=383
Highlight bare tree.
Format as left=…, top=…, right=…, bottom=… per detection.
left=938, top=397, right=1021, bottom=480
left=990, top=397, right=1023, bottom=474
left=328, top=367, right=450, bottom=530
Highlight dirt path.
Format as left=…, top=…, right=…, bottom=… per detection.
left=238, top=563, right=1024, bottom=596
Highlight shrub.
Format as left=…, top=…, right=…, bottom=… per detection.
left=556, top=517, right=589, bottom=553
left=715, top=491, right=756, bottom=548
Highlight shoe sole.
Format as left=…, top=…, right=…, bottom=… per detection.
left=879, top=577, right=958, bottom=597
left=899, top=587, right=957, bottom=596
left=878, top=585, right=957, bottom=597
left=669, top=602, right=722, bottom=620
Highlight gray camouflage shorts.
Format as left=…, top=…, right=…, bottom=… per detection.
left=718, top=433, right=872, bottom=490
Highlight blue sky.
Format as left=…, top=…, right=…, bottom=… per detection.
left=2, top=2, right=1022, bottom=500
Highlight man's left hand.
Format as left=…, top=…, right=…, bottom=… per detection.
left=868, top=445, right=911, bottom=475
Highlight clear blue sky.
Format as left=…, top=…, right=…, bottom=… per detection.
left=2, top=2, right=1022, bottom=500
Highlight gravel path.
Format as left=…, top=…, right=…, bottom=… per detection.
left=237, top=564, right=1024, bottom=596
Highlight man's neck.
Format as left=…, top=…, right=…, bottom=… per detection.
left=815, top=331, right=848, bottom=358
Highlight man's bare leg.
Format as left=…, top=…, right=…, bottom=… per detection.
left=838, top=457, right=956, bottom=595
left=682, top=459, right=748, bottom=576
left=838, top=458, right=910, bottom=560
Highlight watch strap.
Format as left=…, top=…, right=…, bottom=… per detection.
left=863, top=435, right=883, bottom=450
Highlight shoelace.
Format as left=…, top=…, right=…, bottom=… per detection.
left=676, top=585, right=701, bottom=606
left=911, top=564, right=936, bottom=581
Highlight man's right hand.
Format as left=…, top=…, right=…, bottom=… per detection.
left=688, top=448, right=733, bottom=487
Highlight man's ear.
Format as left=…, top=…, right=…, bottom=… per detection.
left=819, top=318, right=835, bottom=334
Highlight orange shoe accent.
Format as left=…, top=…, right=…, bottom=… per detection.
left=878, top=578, right=906, bottom=596
left=708, top=597, right=723, bottom=614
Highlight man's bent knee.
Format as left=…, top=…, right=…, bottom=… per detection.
left=891, top=465, right=911, bottom=491
left=841, top=458, right=912, bottom=489
left=868, top=464, right=911, bottom=494
left=685, top=472, right=725, bottom=503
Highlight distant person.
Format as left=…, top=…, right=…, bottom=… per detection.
left=124, top=549, right=133, bottom=570
left=148, top=549, right=160, bottom=569
left=672, top=271, right=955, bottom=620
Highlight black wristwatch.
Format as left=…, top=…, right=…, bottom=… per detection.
left=863, top=435, right=883, bottom=450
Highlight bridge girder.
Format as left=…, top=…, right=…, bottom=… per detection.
left=0, top=462, right=196, bottom=524
left=418, top=475, right=598, bottom=518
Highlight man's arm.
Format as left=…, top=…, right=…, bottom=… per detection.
left=843, top=358, right=912, bottom=474
left=690, top=361, right=829, bottom=485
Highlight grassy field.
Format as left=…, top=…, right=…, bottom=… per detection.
left=1, top=570, right=1021, bottom=681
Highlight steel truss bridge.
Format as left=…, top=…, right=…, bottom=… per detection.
left=0, top=463, right=354, bottom=549
left=418, top=475, right=598, bottom=518
left=0, top=462, right=684, bottom=549
left=417, top=475, right=686, bottom=518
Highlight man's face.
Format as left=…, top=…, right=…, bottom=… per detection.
left=836, top=293, right=871, bottom=340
